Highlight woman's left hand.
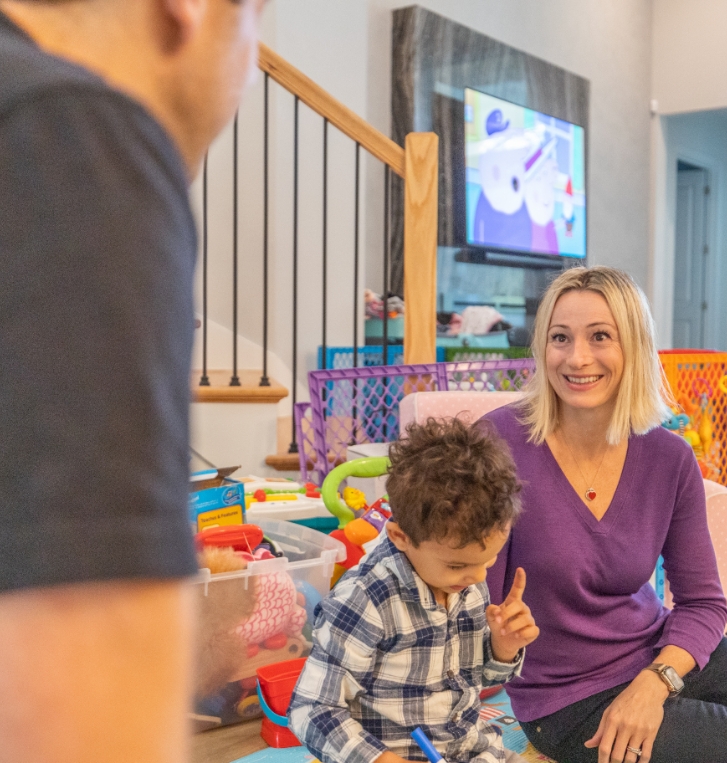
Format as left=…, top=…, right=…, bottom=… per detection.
left=584, top=670, right=669, bottom=763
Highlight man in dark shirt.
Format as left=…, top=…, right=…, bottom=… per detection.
left=0, top=0, right=265, bottom=760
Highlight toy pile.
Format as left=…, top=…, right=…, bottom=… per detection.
left=189, top=469, right=328, bottom=534
left=318, top=456, right=393, bottom=585
left=328, top=487, right=391, bottom=585
left=188, top=459, right=397, bottom=731
left=193, top=521, right=318, bottom=728
left=364, top=288, right=405, bottom=321
left=663, top=374, right=726, bottom=481
left=437, top=306, right=511, bottom=337
left=188, top=469, right=345, bottom=731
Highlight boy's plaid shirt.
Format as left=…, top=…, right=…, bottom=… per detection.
left=288, top=535, right=523, bottom=763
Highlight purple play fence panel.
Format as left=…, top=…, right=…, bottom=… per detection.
left=444, top=358, right=534, bottom=391
left=294, top=401, right=320, bottom=485
left=305, top=359, right=535, bottom=482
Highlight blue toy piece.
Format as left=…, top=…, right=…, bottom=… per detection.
left=662, top=412, right=689, bottom=431
left=295, top=580, right=322, bottom=624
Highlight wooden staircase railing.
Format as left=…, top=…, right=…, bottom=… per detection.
left=258, top=43, right=438, bottom=364
left=193, top=45, right=440, bottom=472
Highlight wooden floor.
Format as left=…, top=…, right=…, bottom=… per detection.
left=192, top=718, right=267, bottom=763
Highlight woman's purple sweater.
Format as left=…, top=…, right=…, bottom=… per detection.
left=481, top=405, right=727, bottom=722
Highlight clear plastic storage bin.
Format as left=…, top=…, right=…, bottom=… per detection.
left=192, top=520, right=345, bottom=731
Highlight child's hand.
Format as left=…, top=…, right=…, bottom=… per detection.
left=486, top=567, right=539, bottom=663
left=375, top=751, right=418, bottom=763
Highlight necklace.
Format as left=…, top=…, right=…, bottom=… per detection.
left=561, top=433, right=609, bottom=502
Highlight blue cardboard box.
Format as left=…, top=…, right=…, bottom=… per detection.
left=190, top=467, right=246, bottom=529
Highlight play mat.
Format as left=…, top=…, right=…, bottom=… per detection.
left=230, top=688, right=556, bottom=763
left=477, top=687, right=555, bottom=761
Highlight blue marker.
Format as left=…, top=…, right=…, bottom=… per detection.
left=411, top=727, right=443, bottom=763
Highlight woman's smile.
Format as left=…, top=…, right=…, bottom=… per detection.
left=563, top=374, right=603, bottom=387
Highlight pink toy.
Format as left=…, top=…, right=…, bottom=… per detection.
left=235, top=569, right=307, bottom=647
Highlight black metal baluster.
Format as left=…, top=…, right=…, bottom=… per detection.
left=383, top=164, right=390, bottom=358
left=321, top=118, right=328, bottom=370
left=319, top=119, right=330, bottom=443
left=382, top=165, right=390, bottom=439
left=351, top=143, right=360, bottom=444
left=289, top=95, right=300, bottom=454
left=353, top=143, right=360, bottom=369
left=260, top=74, right=271, bottom=387
left=199, top=156, right=210, bottom=386
left=230, top=112, right=241, bottom=386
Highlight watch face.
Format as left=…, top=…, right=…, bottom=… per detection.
left=662, top=666, right=684, bottom=693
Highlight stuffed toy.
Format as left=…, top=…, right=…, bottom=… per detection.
left=194, top=546, right=257, bottom=697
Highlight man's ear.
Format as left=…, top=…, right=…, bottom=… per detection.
left=161, top=0, right=206, bottom=47
left=386, top=522, right=411, bottom=552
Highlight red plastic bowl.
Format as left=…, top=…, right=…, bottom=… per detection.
left=195, top=523, right=264, bottom=552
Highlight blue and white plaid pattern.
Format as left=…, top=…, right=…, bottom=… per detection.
left=289, top=535, right=523, bottom=763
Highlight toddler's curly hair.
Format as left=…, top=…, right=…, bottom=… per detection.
left=386, top=417, right=521, bottom=548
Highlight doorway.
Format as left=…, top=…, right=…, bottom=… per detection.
left=672, top=160, right=710, bottom=348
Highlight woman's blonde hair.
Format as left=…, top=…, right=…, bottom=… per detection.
left=520, top=266, right=673, bottom=445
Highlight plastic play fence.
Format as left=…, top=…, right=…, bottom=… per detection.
left=316, top=346, right=408, bottom=370
left=295, top=359, right=535, bottom=484
left=659, top=350, right=727, bottom=487
left=294, top=401, right=320, bottom=486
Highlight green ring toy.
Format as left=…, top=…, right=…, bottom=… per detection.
left=321, top=456, right=391, bottom=529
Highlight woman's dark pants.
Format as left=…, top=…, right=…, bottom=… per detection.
left=520, top=637, right=727, bottom=763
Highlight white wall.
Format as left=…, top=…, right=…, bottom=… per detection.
left=190, top=401, right=287, bottom=477
left=652, top=0, right=727, bottom=116
left=650, top=109, right=727, bottom=350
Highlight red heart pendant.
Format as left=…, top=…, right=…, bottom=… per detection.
left=585, top=488, right=597, bottom=501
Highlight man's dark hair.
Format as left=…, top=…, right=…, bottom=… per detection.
left=386, top=418, right=521, bottom=548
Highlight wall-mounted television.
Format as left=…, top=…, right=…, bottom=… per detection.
left=464, top=87, right=586, bottom=261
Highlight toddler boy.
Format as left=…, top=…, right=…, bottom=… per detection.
left=289, top=418, right=539, bottom=763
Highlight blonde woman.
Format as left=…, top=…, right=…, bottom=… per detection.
left=480, top=267, right=727, bottom=763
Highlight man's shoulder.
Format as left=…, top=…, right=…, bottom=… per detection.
left=0, top=15, right=106, bottom=112
left=0, top=14, right=183, bottom=177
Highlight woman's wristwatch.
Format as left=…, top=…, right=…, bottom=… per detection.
left=644, top=663, right=684, bottom=697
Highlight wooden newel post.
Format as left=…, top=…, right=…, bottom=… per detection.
left=404, top=132, right=438, bottom=365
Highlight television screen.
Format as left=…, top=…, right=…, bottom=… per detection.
left=464, top=87, right=586, bottom=259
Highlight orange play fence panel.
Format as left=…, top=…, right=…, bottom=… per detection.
left=659, top=351, right=727, bottom=487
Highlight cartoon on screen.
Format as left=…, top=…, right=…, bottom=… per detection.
left=465, top=88, right=586, bottom=259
